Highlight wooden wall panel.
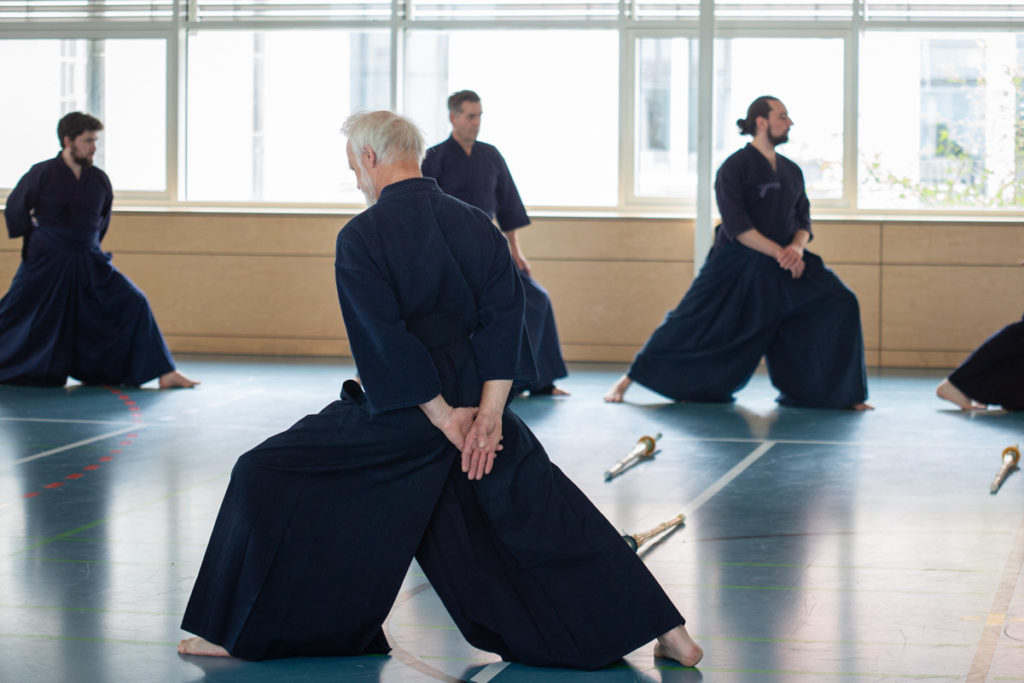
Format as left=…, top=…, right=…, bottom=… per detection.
left=115, top=252, right=344, bottom=340
left=532, top=259, right=692, bottom=346
left=0, top=247, right=18, bottom=288
left=524, top=217, right=693, bottom=261
left=881, top=265, right=1023, bottom=353
left=163, top=334, right=350, bottom=357
left=829, top=263, right=881, bottom=352
left=882, top=222, right=1024, bottom=265
left=105, top=211, right=346, bottom=256
left=3, top=210, right=1023, bottom=368
left=810, top=221, right=881, bottom=264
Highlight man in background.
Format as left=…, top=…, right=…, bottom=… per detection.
left=423, top=90, right=568, bottom=396
left=1, top=112, right=196, bottom=388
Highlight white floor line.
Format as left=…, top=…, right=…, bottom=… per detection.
left=550, top=434, right=1009, bottom=450
left=0, top=417, right=134, bottom=425
left=2, top=425, right=146, bottom=469
left=470, top=661, right=510, bottom=682
left=682, top=441, right=776, bottom=516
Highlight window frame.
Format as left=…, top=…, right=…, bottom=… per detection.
left=1, top=2, right=1024, bottom=217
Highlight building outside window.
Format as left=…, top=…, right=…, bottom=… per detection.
left=860, top=32, right=1024, bottom=210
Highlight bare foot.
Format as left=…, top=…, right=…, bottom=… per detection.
left=604, top=374, right=632, bottom=403
left=159, top=370, right=199, bottom=389
left=936, top=379, right=982, bottom=411
left=850, top=402, right=874, bottom=411
left=177, top=636, right=231, bottom=657
left=654, top=624, right=703, bottom=667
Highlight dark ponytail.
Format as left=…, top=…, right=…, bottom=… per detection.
left=736, top=95, right=778, bottom=136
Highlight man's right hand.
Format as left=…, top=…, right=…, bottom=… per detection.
left=776, top=245, right=805, bottom=279
left=461, top=410, right=503, bottom=480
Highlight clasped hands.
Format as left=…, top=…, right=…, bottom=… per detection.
left=776, top=244, right=805, bottom=279
left=436, top=405, right=503, bottom=481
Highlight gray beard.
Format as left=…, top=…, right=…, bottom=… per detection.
left=356, top=164, right=377, bottom=207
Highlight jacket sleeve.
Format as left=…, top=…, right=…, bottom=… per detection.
left=3, top=166, right=41, bottom=240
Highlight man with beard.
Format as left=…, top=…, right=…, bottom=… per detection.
left=177, top=110, right=702, bottom=670
left=423, top=90, right=569, bottom=396
left=605, top=96, right=869, bottom=409
left=1, top=112, right=196, bottom=388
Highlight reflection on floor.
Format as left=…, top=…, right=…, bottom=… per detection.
left=1, top=357, right=1023, bottom=682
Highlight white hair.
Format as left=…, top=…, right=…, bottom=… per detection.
left=341, top=111, right=426, bottom=166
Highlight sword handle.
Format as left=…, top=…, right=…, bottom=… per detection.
left=990, top=445, right=1020, bottom=494
left=627, top=513, right=686, bottom=550
left=604, top=433, right=663, bottom=480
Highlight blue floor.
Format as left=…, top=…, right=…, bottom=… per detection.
left=1, top=358, right=1023, bottom=682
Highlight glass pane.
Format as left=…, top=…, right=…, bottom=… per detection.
left=713, top=38, right=845, bottom=201
left=403, top=30, right=618, bottom=207
left=635, top=37, right=697, bottom=198
left=186, top=30, right=390, bottom=203
left=860, top=32, right=1024, bottom=210
left=0, top=39, right=166, bottom=192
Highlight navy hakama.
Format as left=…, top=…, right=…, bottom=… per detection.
left=629, top=241, right=866, bottom=407
left=423, top=136, right=567, bottom=393
left=181, top=178, right=685, bottom=667
left=626, top=144, right=868, bottom=408
left=1, top=155, right=175, bottom=386
left=948, top=315, right=1024, bottom=410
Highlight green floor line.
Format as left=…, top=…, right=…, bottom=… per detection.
left=30, top=557, right=199, bottom=568
left=664, top=581, right=989, bottom=596
left=392, top=623, right=459, bottom=631
left=5, top=472, right=230, bottom=559
left=10, top=536, right=208, bottom=547
left=656, top=665, right=958, bottom=679
left=663, top=560, right=1000, bottom=574
left=0, top=633, right=177, bottom=647
left=697, top=634, right=971, bottom=648
left=0, top=603, right=180, bottom=617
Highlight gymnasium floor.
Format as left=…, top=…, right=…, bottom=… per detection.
left=1, top=357, right=1023, bottom=683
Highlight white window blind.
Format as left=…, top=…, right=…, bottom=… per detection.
left=713, top=0, right=854, bottom=21
left=632, top=0, right=699, bottom=21
left=192, top=1, right=392, bottom=22
left=864, top=1, right=1024, bottom=22
left=0, top=1, right=174, bottom=21
left=409, top=0, right=620, bottom=22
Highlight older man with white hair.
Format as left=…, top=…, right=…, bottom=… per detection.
left=177, top=110, right=702, bottom=670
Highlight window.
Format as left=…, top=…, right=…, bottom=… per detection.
left=3, top=2, right=1023, bottom=214
left=0, top=39, right=166, bottom=192
left=403, top=30, right=619, bottom=207
left=635, top=37, right=698, bottom=199
left=714, top=38, right=845, bottom=201
left=860, top=32, right=1024, bottom=209
left=186, top=30, right=390, bottom=203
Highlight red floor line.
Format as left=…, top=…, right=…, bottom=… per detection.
left=20, top=387, right=142, bottom=500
